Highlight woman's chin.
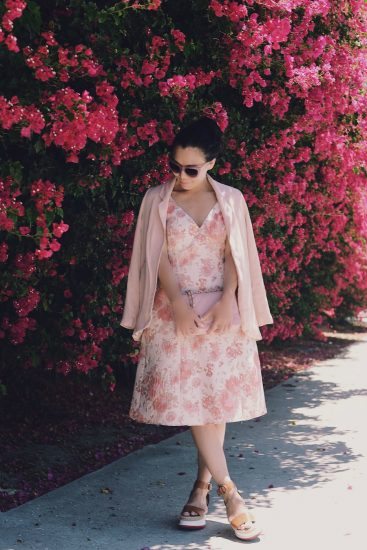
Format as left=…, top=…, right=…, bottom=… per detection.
left=176, top=181, right=191, bottom=189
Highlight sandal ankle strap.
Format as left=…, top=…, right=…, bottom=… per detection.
left=193, top=479, right=212, bottom=491
left=217, top=479, right=236, bottom=497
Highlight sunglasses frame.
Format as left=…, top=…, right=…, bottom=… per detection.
left=168, top=157, right=209, bottom=178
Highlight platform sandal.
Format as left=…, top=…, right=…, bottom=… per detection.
left=178, top=479, right=212, bottom=529
left=217, top=479, right=261, bottom=541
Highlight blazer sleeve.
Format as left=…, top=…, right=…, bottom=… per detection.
left=120, top=190, right=150, bottom=329
left=242, top=196, right=274, bottom=326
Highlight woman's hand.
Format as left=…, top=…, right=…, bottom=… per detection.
left=200, top=294, right=234, bottom=334
left=171, top=296, right=204, bottom=337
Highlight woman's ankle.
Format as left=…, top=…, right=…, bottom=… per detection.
left=196, top=477, right=212, bottom=485
left=217, top=475, right=232, bottom=486
left=217, top=477, right=237, bottom=498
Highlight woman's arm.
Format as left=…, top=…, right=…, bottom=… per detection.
left=222, top=235, right=238, bottom=302
left=201, top=236, right=238, bottom=333
left=157, top=237, right=183, bottom=304
left=158, top=237, right=203, bottom=335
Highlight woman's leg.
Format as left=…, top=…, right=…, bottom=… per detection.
left=197, top=422, right=226, bottom=482
left=190, top=422, right=231, bottom=484
left=182, top=423, right=227, bottom=516
left=184, top=422, right=250, bottom=531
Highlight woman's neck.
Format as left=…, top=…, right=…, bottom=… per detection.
left=173, top=175, right=213, bottom=195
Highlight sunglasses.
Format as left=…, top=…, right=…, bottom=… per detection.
left=168, top=158, right=208, bottom=178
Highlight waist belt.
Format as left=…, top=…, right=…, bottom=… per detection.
left=182, top=287, right=223, bottom=308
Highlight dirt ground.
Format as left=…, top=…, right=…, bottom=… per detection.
left=1, top=323, right=366, bottom=512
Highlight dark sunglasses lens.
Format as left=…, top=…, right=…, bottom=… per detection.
left=185, top=168, right=199, bottom=177
left=169, top=160, right=180, bottom=174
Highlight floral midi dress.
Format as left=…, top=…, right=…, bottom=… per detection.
left=128, top=195, right=267, bottom=426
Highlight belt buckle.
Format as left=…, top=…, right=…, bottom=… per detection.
left=185, top=289, right=194, bottom=308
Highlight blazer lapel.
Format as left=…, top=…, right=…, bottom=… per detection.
left=206, top=174, right=235, bottom=238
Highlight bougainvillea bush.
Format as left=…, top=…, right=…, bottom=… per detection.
left=1, top=0, right=367, bottom=390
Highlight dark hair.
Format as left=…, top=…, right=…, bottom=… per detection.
left=170, top=116, right=223, bottom=161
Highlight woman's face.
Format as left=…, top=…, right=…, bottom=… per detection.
left=170, top=146, right=216, bottom=191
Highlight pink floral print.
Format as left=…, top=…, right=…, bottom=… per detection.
left=129, top=196, right=267, bottom=425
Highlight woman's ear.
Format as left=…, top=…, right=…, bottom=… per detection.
left=208, top=158, right=216, bottom=170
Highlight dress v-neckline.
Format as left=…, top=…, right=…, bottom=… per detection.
left=169, top=196, right=218, bottom=229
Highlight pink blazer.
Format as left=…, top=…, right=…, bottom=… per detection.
left=120, top=174, right=274, bottom=341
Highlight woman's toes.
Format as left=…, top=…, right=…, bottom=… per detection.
left=182, top=510, right=199, bottom=516
left=238, top=520, right=250, bottom=530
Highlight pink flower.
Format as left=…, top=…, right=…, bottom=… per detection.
left=19, top=226, right=31, bottom=235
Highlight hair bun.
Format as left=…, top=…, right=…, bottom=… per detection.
left=170, top=116, right=223, bottom=161
left=196, top=116, right=223, bottom=134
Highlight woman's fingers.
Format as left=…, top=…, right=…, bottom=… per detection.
left=207, top=322, right=218, bottom=333
left=176, top=308, right=233, bottom=335
left=208, top=319, right=232, bottom=333
left=176, top=318, right=199, bottom=336
left=200, top=312, right=212, bottom=323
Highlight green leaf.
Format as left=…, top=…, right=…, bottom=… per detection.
left=20, top=0, right=42, bottom=37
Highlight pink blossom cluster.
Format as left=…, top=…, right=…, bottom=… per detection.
left=22, top=34, right=105, bottom=83
left=30, top=177, right=64, bottom=226
left=0, top=95, right=45, bottom=138
left=117, top=33, right=175, bottom=90
left=0, top=0, right=27, bottom=52
left=102, top=210, right=136, bottom=286
left=158, top=69, right=220, bottom=118
left=223, top=11, right=292, bottom=107
left=120, top=0, right=161, bottom=10
left=109, top=116, right=174, bottom=166
left=13, top=287, right=40, bottom=317
left=210, top=0, right=248, bottom=22
left=0, top=314, right=37, bottom=345
left=1, top=0, right=367, bottom=376
left=203, top=102, right=229, bottom=132
left=42, top=84, right=119, bottom=162
left=0, top=175, right=69, bottom=344
left=130, top=154, right=172, bottom=192
left=202, top=1, right=367, bottom=339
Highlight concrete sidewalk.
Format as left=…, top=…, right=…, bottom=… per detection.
left=1, top=337, right=367, bottom=550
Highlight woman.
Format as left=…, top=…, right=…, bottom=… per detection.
left=120, top=117, right=273, bottom=541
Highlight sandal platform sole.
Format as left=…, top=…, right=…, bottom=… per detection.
left=178, top=517, right=206, bottom=529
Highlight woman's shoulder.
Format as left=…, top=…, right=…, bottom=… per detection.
left=210, top=176, right=244, bottom=200
left=142, top=182, right=169, bottom=200
left=143, top=186, right=157, bottom=198
left=139, top=185, right=161, bottom=207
